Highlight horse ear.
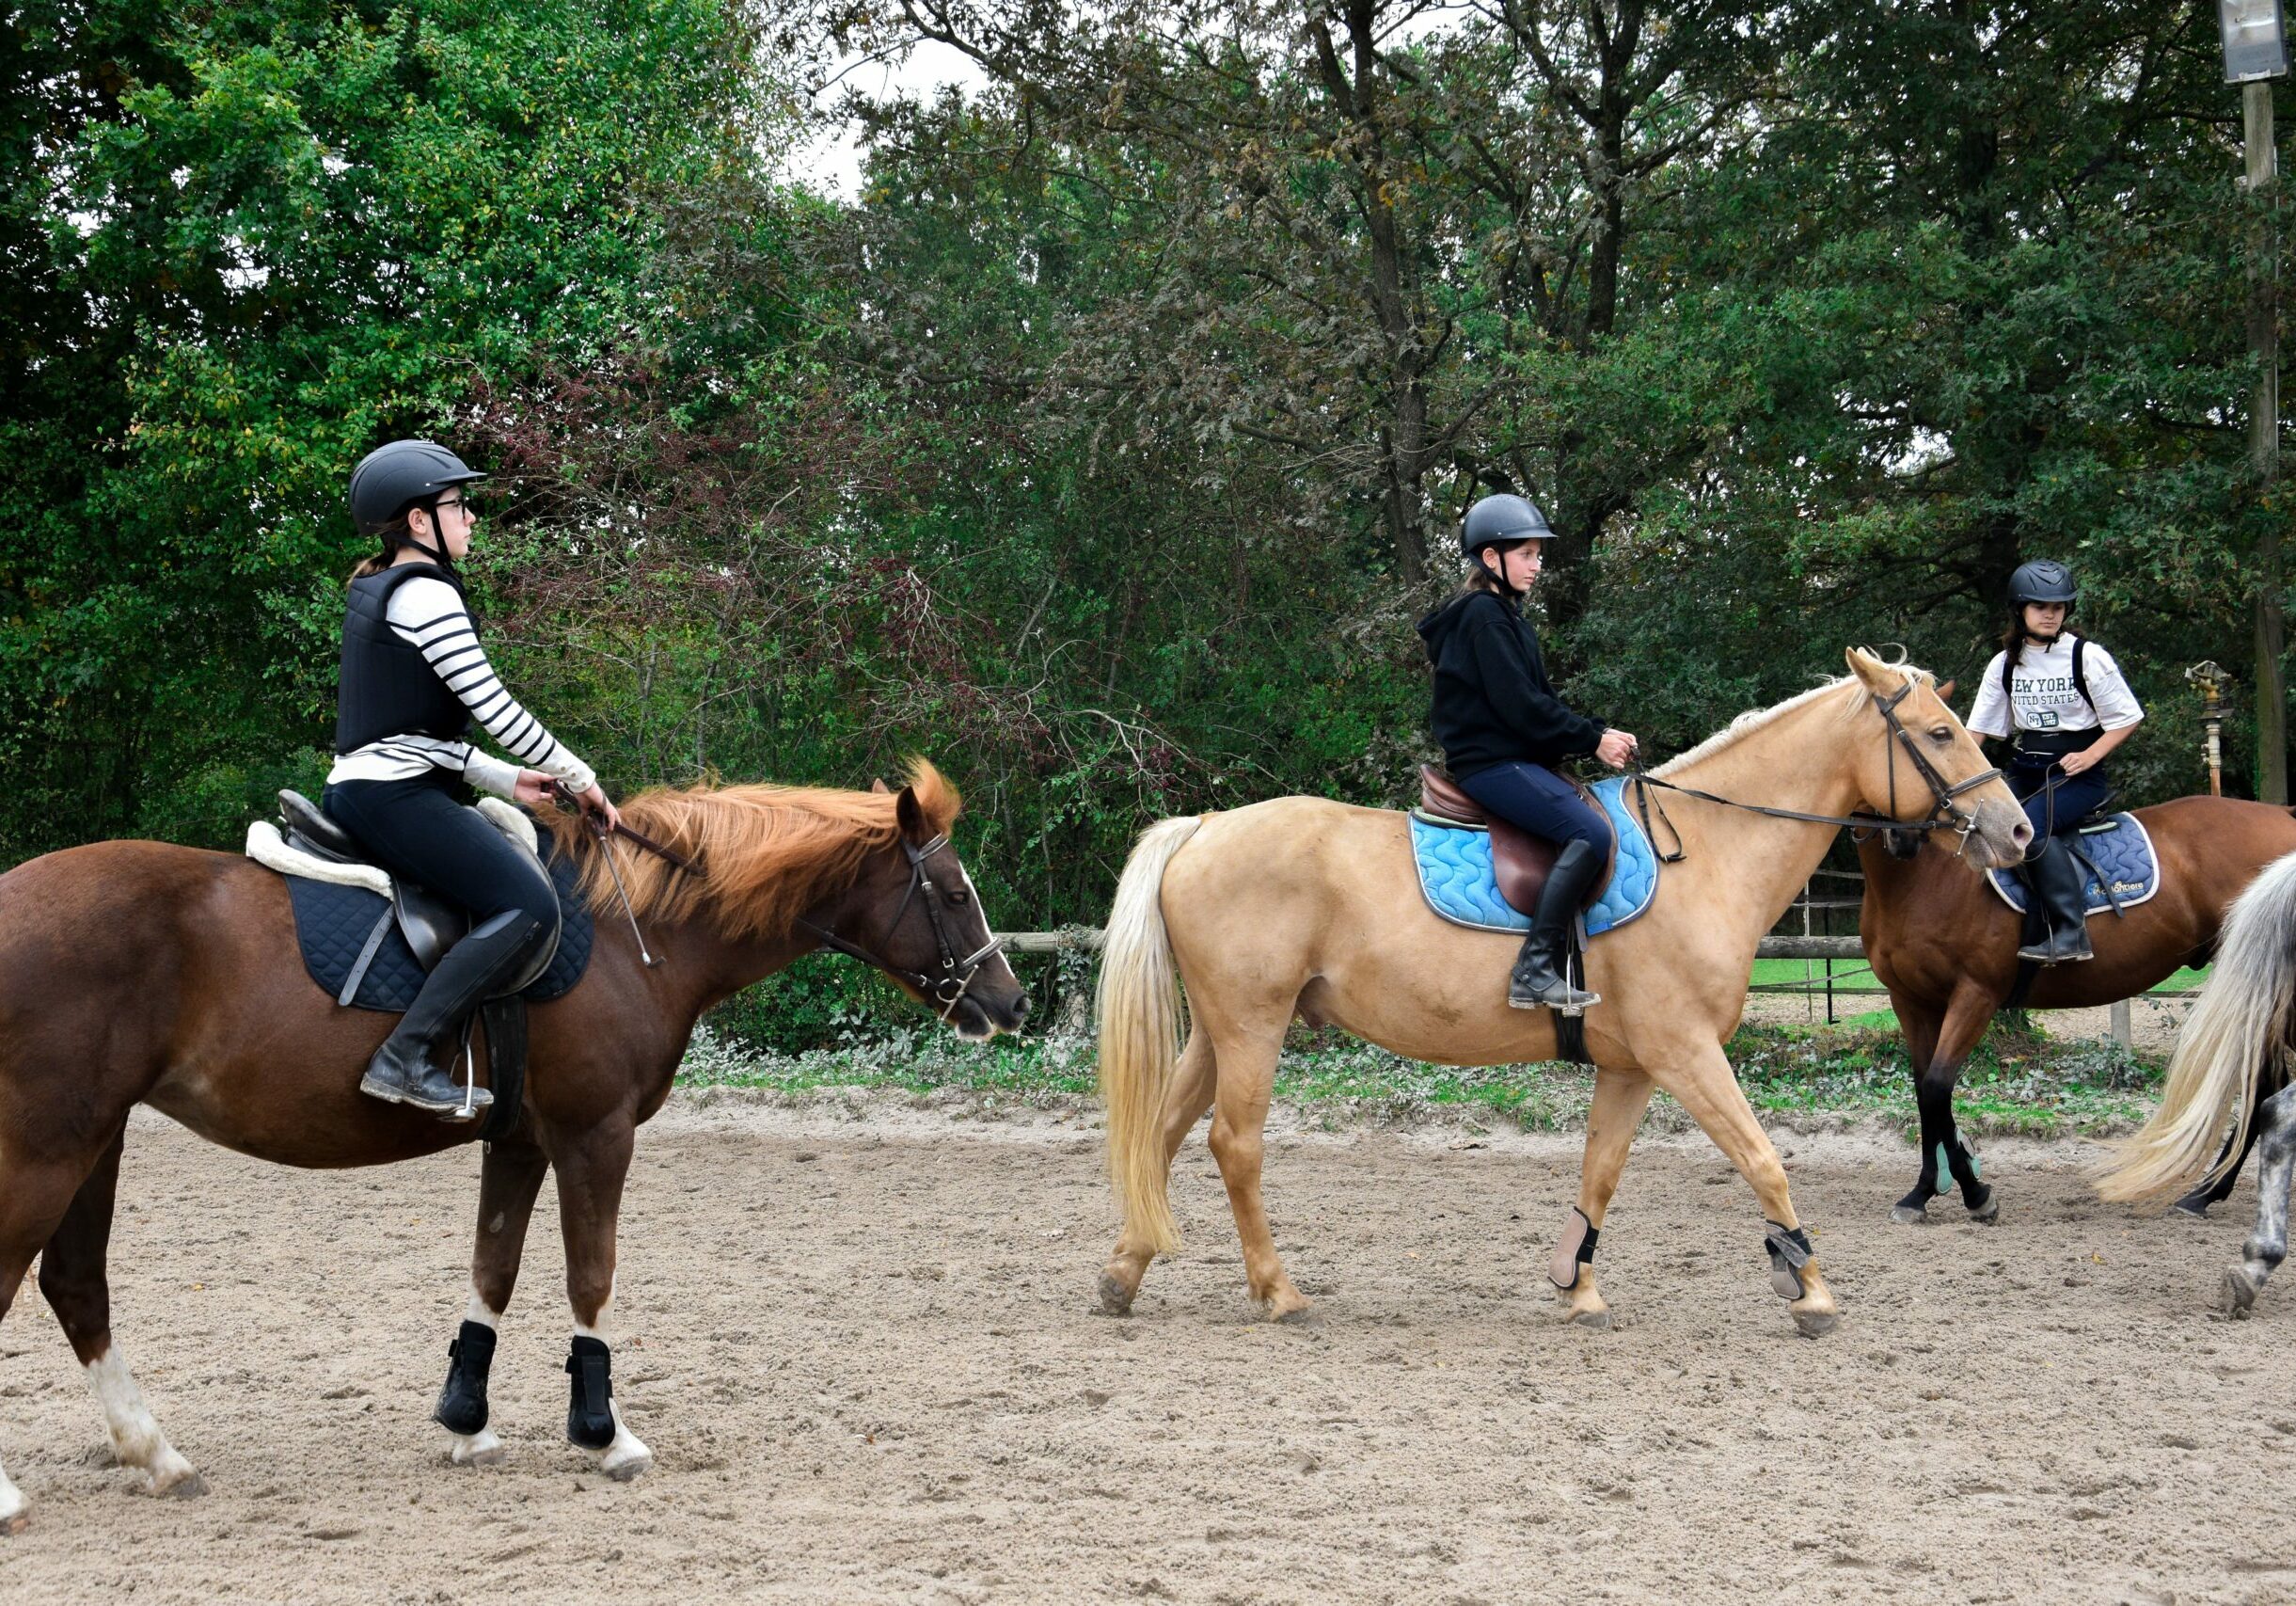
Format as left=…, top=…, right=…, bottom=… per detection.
left=895, top=785, right=927, bottom=842
left=870, top=777, right=891, bottom=794
left=1937, top=678, right=1956, bottom=703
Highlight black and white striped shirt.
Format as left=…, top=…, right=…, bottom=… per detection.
left=326, top=575, right=596, bottom=796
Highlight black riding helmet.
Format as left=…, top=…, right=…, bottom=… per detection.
left=2008, top=559, right=2077, bottom=609
left=348, top=439, right=487, bottom=539
left=1459, top=493, right=1555, bottom=561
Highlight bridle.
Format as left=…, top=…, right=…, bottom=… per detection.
left=1630, top=677, right=2004, bottom=859
left=797, top=835, right=1007, bottom=1022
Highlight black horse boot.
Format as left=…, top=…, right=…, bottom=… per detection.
left=2016, top=836, right=2094, bottom=964
left=360, top=910, right=547, bottom=1118
left=1508, top=837, right=1605, bottom=1011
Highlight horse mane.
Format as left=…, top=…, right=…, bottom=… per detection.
left=1655, top=655, right=1936, bottom=777
left=535, top=758, right=962, bottom=941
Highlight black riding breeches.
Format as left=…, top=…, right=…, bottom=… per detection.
left=324, top=773, right=557, bottom=927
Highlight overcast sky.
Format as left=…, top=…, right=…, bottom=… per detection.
left=779, top=40, right=990, bottom=199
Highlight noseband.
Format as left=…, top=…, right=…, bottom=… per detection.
left=798, top=835, right=1007, bottom=1022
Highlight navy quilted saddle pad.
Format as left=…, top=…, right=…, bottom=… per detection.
left=287, top=838, right=595, bottom=1012
left=1986, top=813, right=2161, bottom=918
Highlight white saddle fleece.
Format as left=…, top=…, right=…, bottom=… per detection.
left=245, top=797, right=541, bottom=896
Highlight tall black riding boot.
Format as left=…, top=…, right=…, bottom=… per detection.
left=1509, top=838, right=1605, bottom=1011
left=2016, top=836, right=2094, bottom=965
left=360, top=910, right=548, bottom=1119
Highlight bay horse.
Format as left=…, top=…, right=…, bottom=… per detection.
left=1093, top=650, right=2029, bottom=1337
left=2097, top=850, right=2296, bottom=1317
left=0, top=761, right=1025, bottom=1533
left=1858, top=795, right=2296, bottom=1225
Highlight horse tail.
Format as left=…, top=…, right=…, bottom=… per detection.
left=1096, top=815, right=1206, bottom=1258
left=2097, top=850, right=2296, bottom=1203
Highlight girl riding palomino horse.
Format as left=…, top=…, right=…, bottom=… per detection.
left=1415, top=493, right=1639, bottom=1009
left=1964, top=559, right=2144, bottom=965
left=326, top=439, right=623, bottom=1119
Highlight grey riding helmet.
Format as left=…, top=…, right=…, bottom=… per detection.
left=348, top=439, right=487, bottom=537
left=1459, top=493, right=1556, bottom=560
left=2008, top=559, right=2077, bottom=609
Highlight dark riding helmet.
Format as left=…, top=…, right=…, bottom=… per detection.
left=1459, top=493, right=1556, bottom=561
left=347, top=439, right=487, bottom=537
left=2008, top=559, right=2077, bottom=609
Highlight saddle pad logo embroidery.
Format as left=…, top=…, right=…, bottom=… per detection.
left=1409, top=777, right=1658, bottom=936
left=1987, top=814, right=2161, bottom=918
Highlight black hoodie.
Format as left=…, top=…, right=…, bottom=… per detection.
left=1416, top=588, right=1606, bottom=776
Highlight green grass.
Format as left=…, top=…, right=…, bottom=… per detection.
left=677, top=1012, right=2168, bottom=1143
left=1744, top=958, right=2209, bottom=996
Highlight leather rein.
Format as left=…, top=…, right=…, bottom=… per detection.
left=1627, top=680, right=2004, bottom=863
left=796, top=835, right=1007, bottom=1023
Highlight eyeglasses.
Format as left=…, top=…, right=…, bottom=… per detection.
left=434, top=494, right=478, bottom=518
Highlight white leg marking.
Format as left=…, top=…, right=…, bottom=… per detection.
left=84, top=1348, right=200, bottom=1495
left=0, top=1454, right=26, bottom=1533
left=594, top=1401, right=652, bottom=1483
left=462, top=1289, right=501, bottom=1330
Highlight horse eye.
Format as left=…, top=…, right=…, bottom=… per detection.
left=948, top=886, right=972, bottom=906
left=1928, top=726, right=1952, bottom=743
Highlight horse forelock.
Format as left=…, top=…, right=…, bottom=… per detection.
left=1654, top=660, right=1937, bottom=777
left=539, top=758, right=962, bottom=942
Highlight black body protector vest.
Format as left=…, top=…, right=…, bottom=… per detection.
left=333, top=564, right=473, bottom=755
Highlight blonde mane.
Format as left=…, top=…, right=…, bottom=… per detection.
left=536, top=758, right=962, bottom=941
left=1655, top=661, right=1935, bottom=776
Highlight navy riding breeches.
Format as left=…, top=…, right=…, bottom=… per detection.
left=324, top=773, right=558, bottom=928
left=2009, top=759, right=2112, bottom=844
left=1456, top=761, right=1615, bottom=858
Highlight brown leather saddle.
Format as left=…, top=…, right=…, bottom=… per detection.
left=1416, top=765, right=1617, bottom=919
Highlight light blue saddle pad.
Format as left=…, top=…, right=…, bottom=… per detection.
left=1987, top=813, right=2161, bottom=917
left=1408, top=776, right=1658, bottom=936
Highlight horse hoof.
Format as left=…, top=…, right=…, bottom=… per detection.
left=1095, top=1272, right=1135, bottom=1317
left=153, top=1470, right=206, bottom=1500
left=1890, top=1204, right=1929, bottom=1227
left=2222, top=1266, right=2260, bottom=1320
left=2172, top=1198, right=2211, bottom=1220
left=1568, top=1307, right=1612, bottom=1331
left=0, top=1512, right=25, bottom=1537
left=1268, top=1300, right=1317, bottom=1327
left=603, top=1448, right=652, bottom=1484
left=450, top=1430, right=506, bottom=1468
left=1792, top=1307, right=1840, bottom=1339
left=1967, top=1195, right=2001, bottom=1226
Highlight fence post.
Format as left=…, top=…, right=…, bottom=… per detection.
left=2110, top=997, right=2132, bottom=1049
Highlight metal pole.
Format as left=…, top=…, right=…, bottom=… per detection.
left=2189, top=660, right=2227, bottom=797
left=2248, top=79, right=2288, bottom=803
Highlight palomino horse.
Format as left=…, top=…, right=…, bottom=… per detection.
left=1094, top=651, right=2028, bottom=1336
left=2097, top=850, right=2296, bottom=1317
left=0, top=762, right=1024, bottom=1533
left=1860, top=796, right=2296, bottom=1224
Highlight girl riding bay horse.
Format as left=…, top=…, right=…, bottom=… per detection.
left=0, top=762, right=1025, bottom=1533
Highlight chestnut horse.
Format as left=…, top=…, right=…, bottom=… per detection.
left=0, top=762, right=1025, bottom=1533
left=1857, top=795, right=2296, bottom=1225
left=1095, top=651, right=2029, bottom=1338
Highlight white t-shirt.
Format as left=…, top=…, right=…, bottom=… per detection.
left=326, top=575, right=597, bottom=797
left=1965, top=633, right=2143, bottom=740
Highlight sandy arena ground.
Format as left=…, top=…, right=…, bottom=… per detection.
left=1, top=1096, right=2289, bottom=1605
